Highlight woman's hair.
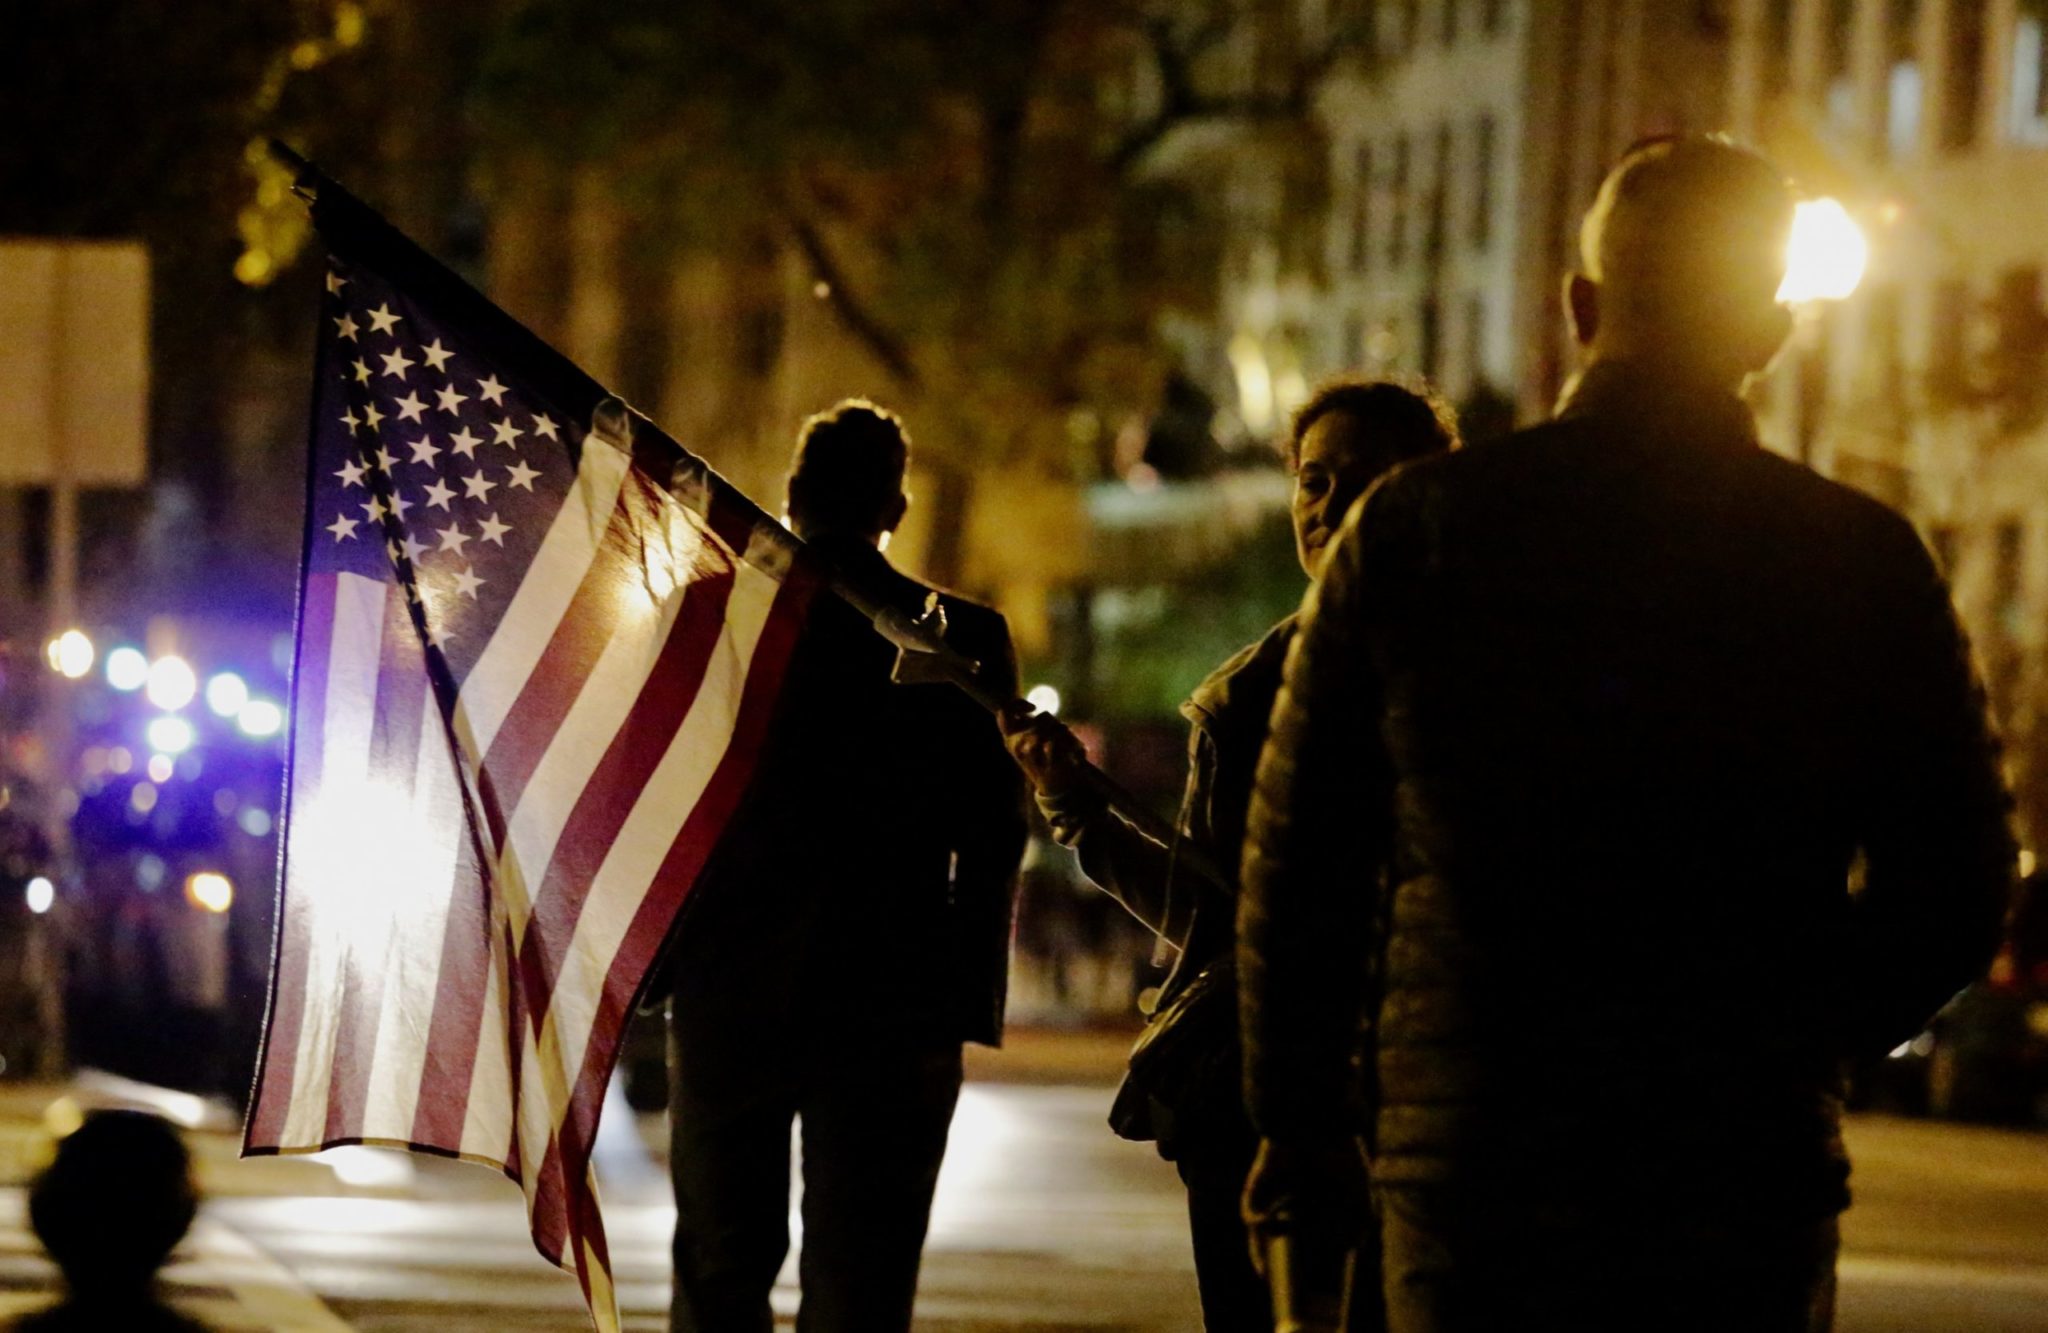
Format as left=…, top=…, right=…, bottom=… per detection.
left=786, top=398, right=910, bottom=535
left=1285, top=376, right=1460, bottom=470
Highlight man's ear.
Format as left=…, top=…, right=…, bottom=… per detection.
left=1565, top=272, right=1600, bottom=349
left=880, top=490, right=910, bottom=536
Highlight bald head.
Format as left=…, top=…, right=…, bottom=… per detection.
left=1568, top=136, right=1796, bottom=386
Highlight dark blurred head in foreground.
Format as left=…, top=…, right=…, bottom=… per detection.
left=1286, top=378, right=1459, bottom=575
left=786, top=398, right=911, bottom=546
left=23, top=1109, right=204, bottom=1330
left=1566, top=134, right=1796, bottom=393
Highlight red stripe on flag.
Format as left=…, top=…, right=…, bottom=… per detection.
left=248, top=572, right=341, bottom=1150
left=325, top=591, right=432, bottom=1142
left=526, top=568, right=814, bottom=1263
left=472, top=497, right=640, bottom=847
left=512, top=566, right=736, bottom=1027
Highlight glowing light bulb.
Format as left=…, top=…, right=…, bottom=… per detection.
left=205, top=672, right=249, bottom=717
left=45, top=631, right=94, bottom=679
left=146, top=656, right=198, bottom=711
left=106, top=647, right=149, bottom=691
left=1779, top=198, right=1868, bottom=304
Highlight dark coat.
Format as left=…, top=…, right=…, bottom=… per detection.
left=1041, top=617, right=1292, bottom=1140
left=669, top=537, right=1028, bottom=1047
left=1238, top=361, right=2015, bottom=1216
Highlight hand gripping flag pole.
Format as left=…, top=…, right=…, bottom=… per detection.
left=251, top=140, right=1225, bottom=1333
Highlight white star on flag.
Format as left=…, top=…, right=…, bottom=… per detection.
left=362, top=402, right=387, bottom=431
left=435, top=384, right=470, bottom=415
left=325, top=270, right=348, bottom=295
left=436, top=522, right=471, bottom=556
left=409, top=435, right=442, bottom=467
left=462, top=471, right=498, bottom=502
left=394, top=391, right=428, bottom=422
left=423, top=478, right=456, bottom=510
left=373, top=444, right=397, bottom=471
left=390, top=491, right=414, bottom=520
left=476, top=512, right=511, bottom=545
left=334, top=313, right=360, bottom=341
left=352, top=359, right=373, bottom=384
left=476, top=374, right=508, bottom=405
left=335, top=458, right=366, bottom=488
left=450, top=566, right=485, bottom=600
left=532, top=414, right=560, bottom=441
left=326, top=512, right=360, bottom=542
left=381, top=348, right=418, bottom=380
left=366, top=303, right=403, bottom=334
left=506, top=460, right=540, bottom=491
left=340, top=406, right=362, bottom=434
left=361, top=496, right=390, bottom=521
left=401, top=533, right=430, bottom=564
left=449, top=426, right=483, bottom=459
left=492, top=419, right=525, bottom=448
left=425, top=619, right=455, bottom=648
left=420, top=338, right=455, bottom=372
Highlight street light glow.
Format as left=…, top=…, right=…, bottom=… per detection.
left=145, top=655, right=198, bottom=711
left=1025, top=684, right=1062, bottom=717
left=45, top=630, right=94, bottom=679
left=1778, top=198, right=1868, bottom=304
left=238, top=698, right=286, bottom=738
left=206, top=672, right=250, bottom=717
left=106, top=647, right=149, bottom=691
left=146, top=715, right=196, bottom=756
left=24, top=877, right=53, bottom=915
left=185, top=871, right=234, bottom=913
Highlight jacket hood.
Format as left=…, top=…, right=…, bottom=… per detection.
left=1182, top=614, right=1297, bottom=737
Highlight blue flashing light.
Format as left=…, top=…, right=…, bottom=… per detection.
left=146, top=715, right=196, bottom=756
left=106, top=647, right=149, bottom=691
left=206, top=672, right=249, bottom=717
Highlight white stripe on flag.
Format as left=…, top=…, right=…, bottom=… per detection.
left=281, top=572, right=392, bottom=1146
left=459, top=942, right=515, bottom=1162
left=356, top=684, right=468, bottom=1142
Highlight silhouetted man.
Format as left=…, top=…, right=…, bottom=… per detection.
left=1237, top=136, right=2015, bottom=1332
left=663, top=400, right=1027, bottom=1332
left=15, top=1110, right=210, bottom=1332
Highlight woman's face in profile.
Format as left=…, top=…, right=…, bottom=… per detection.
left=1292, top=411, right=1398, bottom=578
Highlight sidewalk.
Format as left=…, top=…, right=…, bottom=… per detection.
left=0, top=1072, right=353, bottom=1331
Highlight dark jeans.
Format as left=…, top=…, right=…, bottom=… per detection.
left=667, top=1007, right=962, bottom=1333
left=1377, top=1184, right=1840, bottom=1333
left=1173, top=1127, right=1275, bottom=1333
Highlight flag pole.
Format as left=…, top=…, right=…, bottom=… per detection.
left=263, top=139, right=1226, bottom=892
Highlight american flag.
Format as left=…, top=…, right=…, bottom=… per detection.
left=243, top=182, right=816, bottom=1330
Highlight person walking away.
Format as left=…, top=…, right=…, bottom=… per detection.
left=1236, top=135, right=2015, bottom=1333
left=661, top=400, right=1028, bottom=1333
left=1002, top=379, right=1456, bottom=1330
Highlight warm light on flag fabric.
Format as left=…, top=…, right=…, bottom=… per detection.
left=244, top=180, right=816, bottom=1331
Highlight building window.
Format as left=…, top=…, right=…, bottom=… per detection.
left=1471, top=114, right=1495, bottom=250
left=1465, top=293, right=1487, bottom=386
left=2013, top=2, right=2048, bottom=141
left=1759, top=0, right=1795, bottom=102
left=1351, top=143, right=1374, bottom=273
left=1942, top=0, right=1985, bottom=151
left=1389, top=134, right=1412, bottom=266
left=1425, top=123, right=1452, bottom=265
left=1928, top=277, right=1973, bottom=399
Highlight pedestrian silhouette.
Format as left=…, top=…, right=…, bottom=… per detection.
left=11, top=1109, right=211, bottom=1332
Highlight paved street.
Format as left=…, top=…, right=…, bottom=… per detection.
left=12, top=1037, right=2048, bottom=1330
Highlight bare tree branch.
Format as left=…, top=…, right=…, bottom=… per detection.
left=784, top=213, right=921, bottom=390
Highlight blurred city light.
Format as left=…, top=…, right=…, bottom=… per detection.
left=1025, top=684, right=1062, bottom=716
left=185, top=871, right=234, bottom=914
left=205, top=671, right=250, bottom=717
left=24, top=877, right=53, bottom=915
left=146, top=753, right=175, bottom=784
left=105, top=646, right=149, bottom=691
left=238, top=698, right=286, bottom=738
left=146, top=716, right=196, bottom=756
left=238, top=806, right=274, bottom=838
left=145, top=655, right=198, bottom=711
left=1778, top=198, right=1868, bottom=304
left=44, top=630, right=94, bottom=679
